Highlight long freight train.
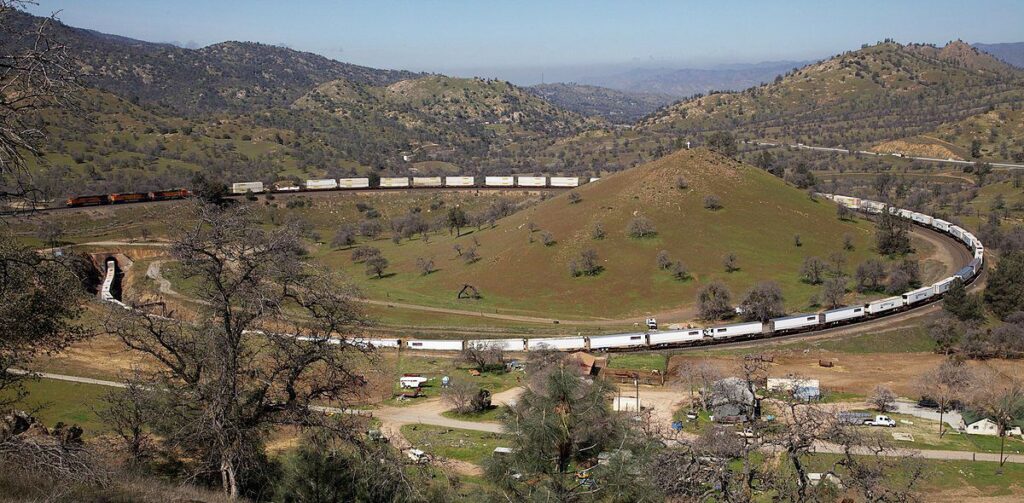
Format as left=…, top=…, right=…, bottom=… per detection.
left=96, top=193, right=984, bottom=354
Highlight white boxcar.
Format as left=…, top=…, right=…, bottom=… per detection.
left=412, top=177, right=442, bottom=187
left=861, top=200, right=886, bottom=214
left=897, top=209, right=915, bottom=219
left=902, top=285, right=936, bottom=305
left=933, top=277, right=956, bottom=294
left=353, top=338, right=400, bottom=349
left=231, top=181, right=264, bottom=194
left=527, top=337, right=586, bottom=351
left=549, top=177, right=580, bottom=187
left=466, top=338, right=526, bottom=352
left=337, top=178, right=370, bottom=189
left=707, top=322, right=763, bottom=339
left=821, top=306, right=865, bottom=324
left=305, top=179, right=338, bottom=190
left=771, top=313, right=821, bottom=332
left=931, top=218, right=951, bottom=232
left=516, top=176, right=546, bottom=187
left=445, top=176, right=475, bottom=187
left=485, top=176, right=514, bottom=187
left=648, top=329, right=704, bottom=346
left=380, top=177, right=410, bottom=188
left=832, top=195, right=860, bottom=208
left=974, top=246, right=984, bottom=260
left=589, top=333, right=647, bottom=350
left=405, top=339, right=463, bottom=350
left=589, top=177, right=601, bottom=183
left=865, top=296, right=904, bottom=315
left=911, top=213, right=933, bottom=226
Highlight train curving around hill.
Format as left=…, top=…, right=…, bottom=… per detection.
left=96, top=193, right=984, bottom=354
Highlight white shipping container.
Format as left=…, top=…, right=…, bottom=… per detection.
left=648, top=329, right=704, bottom=345
left=865, top=296, right=904, bottom=314
left=337, top=178, right=370, bottom=189
left=405, top=339, right=463, bottom=351
left=412, top=177, right=442, bottom=187
left=902, top=286, right=935, bottom=304
left=352, top=338, right=400, bottom=349
left=549, top=177, right=580, bottom=187
left=466, top=338, right=526, bottom=352
left=707, top=322, right=762, bottom=339
left=861, top=200, right=886, bottom=213
left=305, top=179, right=338, bottom=190
left=933, top=277, right=956, bottom=294
left=380, top=177, right=410, bottom=188
left=231, top=181, right=264, bottom=194
left=771, top=314, right=821, bottom=332
left=833, top=195, right=860, bottom=209
left=821, top=306, right=865, bottom=324
left=589, top=177, right=601, bottom=183
left=445, top=176, right=475, bottom=187
left=898, top=209, right=914, bottom=219
left=911, top=213, right=933, bottom=226
left=931, top=219, right=951, bottom=232
left=588, top=333, right=647, bottom=349
left=516, top=176, right=546, bottom=187
left=526, top=337, right=586, bottom=351
left=485, top=176, right=514, bottom=187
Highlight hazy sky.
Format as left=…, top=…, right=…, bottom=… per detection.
left=27, top=0, right=1024, bottom=83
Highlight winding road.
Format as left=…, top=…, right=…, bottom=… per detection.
left=751, top=141, right=1024, bottom=170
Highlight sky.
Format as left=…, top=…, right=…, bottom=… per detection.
left=27, top=0, right=1024, bottom=84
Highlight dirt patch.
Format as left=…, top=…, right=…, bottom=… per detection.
left=871, top=138, right=963, bottom=160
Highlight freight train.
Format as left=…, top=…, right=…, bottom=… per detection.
left=96, top=193, right=984, bottom=354
left=227, top=175, right=598, bottom=195
left=66, top=189, right=191, bottom=207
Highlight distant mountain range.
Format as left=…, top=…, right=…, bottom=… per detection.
left=578, top=60, right=811, bottom=98
left=974, top=42, right=1024, bottom=69
left=525, top=84, right=675, bottom=123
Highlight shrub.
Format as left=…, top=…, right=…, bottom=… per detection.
left=591, top=222, right=605, bottom=240
left=703, top=195, right=723, bottom=210
left=656, top=250, right=672, bottom=270
left=723, top=252, right=739, bottom=272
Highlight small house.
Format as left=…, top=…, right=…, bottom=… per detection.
left=963, top=418, right=1023, bottom=437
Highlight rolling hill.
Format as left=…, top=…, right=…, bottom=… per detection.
left=313, top=148, right=891, bottom=320
left=639, top=41, right=1024, bottom=148
left=974, top=42, right=1024, bottom=69
left=870, top=104, right=1024, bottom=163
left=525, top=83, right=675, bottom=123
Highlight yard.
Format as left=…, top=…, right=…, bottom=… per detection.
left=400, top=425, right=511, bottom=466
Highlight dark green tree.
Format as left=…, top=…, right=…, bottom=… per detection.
left=875, top=210, right=912, bottom=256
left=985, top=252, right=1024, bottom=319
left=446, top=206, right=469, bottom=236
left=705, top=131, right=738, bottom=158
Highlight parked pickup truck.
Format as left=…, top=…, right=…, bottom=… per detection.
left=838, top=412, right=897, bottom=427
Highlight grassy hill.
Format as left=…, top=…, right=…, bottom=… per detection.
left=525, top=83, right=674, bottom=123
left=310, top=148, right=889, bottom=320
left=639, top=41, right=1024, bottom=148
left=870, top=104, right=1024, bottom=162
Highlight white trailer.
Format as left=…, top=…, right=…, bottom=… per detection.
left=445, top=176, right=475, bottom=187
left=231, top=181, right=264, bottom=194
left=380, top=177, right=410, bottom=188
left=337, top=178, right=370, bottom=189
left=861, top=200, right=886, bottom=213
left=400, top=376, right=428, bottom=388
left=902, top=285, right=936, bottom=305
left=931, top=218, right=951, bottom=232
left=974, top=246, right=984, bottom=260
left=832, top=195, right=860, bottom=208
left=588, top=333, right=647, bottom=350
left=770, top=313, right=821, bottom=332
left=412, top=177, right=442, bottom=187
left=648, top=329, right=704, bottom=346
left=305, top=179, right=338, bottom=190
left=865, top=296, right=904, bottom=315
left=527, top=337, right=586, bottom=351
left=485, top=176, right=514, bottom=187
left=820, top=306, right=865, bottom=324
left=933, top=277, right=956, bottom=294
left=466, top=338, right=526, bottom=352
left=911, top=213, right=933, bottom=226
left=351, top=337, right=399, bottom=349
left=516, top=176, right=546, bottom=187
left=897, top=209, right=914, bottom=220
left=549, top=177, right=580, bottom=187
left=589, top=177, right=601, bottom=183
left=405, top=339, right=463, bottom=350
left=706, top=322, right=763, bottom=339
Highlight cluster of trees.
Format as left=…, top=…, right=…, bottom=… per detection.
left=656, top=250, right=690, bottom=281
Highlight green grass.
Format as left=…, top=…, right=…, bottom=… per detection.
left=1, top=378, right=112, bottom=434
left=399, top=424, right=511, bottom=465
left=607, top=353, right=668, bottom=373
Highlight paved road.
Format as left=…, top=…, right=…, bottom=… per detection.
left=751, top=141, right=1024, bottom=170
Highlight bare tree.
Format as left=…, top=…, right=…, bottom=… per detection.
left=867, top=385, right=897, bottom=413
left=539, top=230, right=555, bottom=246
left=820, top=277, right=847, bottom=309
left=591, top=221, right=605, bottom=240
left=1, top=1, right=79, bottom=210
left=415, top=256, right=435, bottom=275
left=626, top=216, right=656, bottom=238
left=452, top=243, right=462, bottom=256
left=106, top=203, right=367, bottom=498
left=460, top=341, right=505, bottom=372
left=915, top=360, right=973, bottom=437
left=800, top=256, right=827, bottom=284
left=463, top=246, right=479, bottom=264
left=697, top=281, right=733, bottom=320
left=656, top=250, right=672, bottom=270
left=740, top=282, right=785, bottom=323
left=441, top=378, right=483, bottom=414
left=723, top=252, right=739, bottom=272
left=703, top=194, right=723, bottom=210
left=676, top=360, right=723, bottom=411
left=968, top=372, right=1024, bottom=466
left=671, top=260, right=690, bottom=280
left=365, top=255, right=389, bottom=278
